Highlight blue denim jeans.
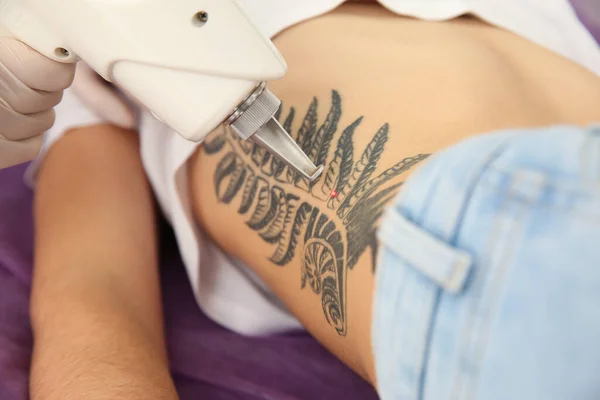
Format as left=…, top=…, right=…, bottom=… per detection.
left=372, top=125, right=600, bottom=400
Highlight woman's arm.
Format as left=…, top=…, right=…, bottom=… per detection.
left=30, top=124, right=178, bottom=399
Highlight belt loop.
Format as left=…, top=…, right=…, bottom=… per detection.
left=377, top=209, right=472, bottom=294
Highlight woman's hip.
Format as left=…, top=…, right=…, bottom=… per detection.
left=373, top=124, right=600, bottom=399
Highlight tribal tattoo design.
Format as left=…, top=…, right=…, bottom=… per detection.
left=203, top=90, right=429, bottom=336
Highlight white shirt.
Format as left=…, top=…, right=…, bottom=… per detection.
left=28, top=0, right=600, bottom=336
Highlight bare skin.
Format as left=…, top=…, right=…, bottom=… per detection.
left=31, top=2, right=600, bottom=396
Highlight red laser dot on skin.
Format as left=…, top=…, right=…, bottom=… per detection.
left=330, top=190, right=338, bottom=198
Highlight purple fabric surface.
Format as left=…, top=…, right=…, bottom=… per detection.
left=571, top=0, right=600, bottom=44
left=0, top=165, right=34, bottom=399
left=0, top=164, right=377, bottom=400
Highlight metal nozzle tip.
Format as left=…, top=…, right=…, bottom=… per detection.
left=307, top=164, right=325, bottom=183
left=252, top=117, right=323, bottom=182
left=227, top=83, right=323, bottom=182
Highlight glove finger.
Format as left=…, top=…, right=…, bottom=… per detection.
left=0, top=134, right=43, bottom=169
left=0, top=62, right=63, bottom=113
left=0, top=38, right=75, bottom=92
left=72, top=64, right=137, bottom=129
left=0, top=104, right=55, bottom=141
left=6, top=89, right=63, bottom=115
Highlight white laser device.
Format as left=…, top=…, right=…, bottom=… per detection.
left=0, top=0, right=323, bottom=181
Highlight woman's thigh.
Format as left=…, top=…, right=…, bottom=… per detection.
left=374, top=125, right=600, bottom=400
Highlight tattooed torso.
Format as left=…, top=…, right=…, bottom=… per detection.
left=189, top=1, right=600, bottom=354
left=201, top=90, right=428, bottom=336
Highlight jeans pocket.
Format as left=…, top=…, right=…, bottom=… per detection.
left=373, top=207, right=474, bottom=400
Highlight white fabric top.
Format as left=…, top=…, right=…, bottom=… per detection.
left=245, top=0, right=600, bottom=76
left=27, top=0, right=600, bottom=336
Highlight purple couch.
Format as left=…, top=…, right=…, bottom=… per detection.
left=1, top=3, right=598, bottom=398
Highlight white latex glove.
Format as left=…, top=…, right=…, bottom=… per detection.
left=71, top=62, right=137, bottom=130
left=0, top=37, right=75, bottom=169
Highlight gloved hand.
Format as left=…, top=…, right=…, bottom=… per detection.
left=71, top=62, right=137, bottom=130
left=0, top=37, right=75, bottom=169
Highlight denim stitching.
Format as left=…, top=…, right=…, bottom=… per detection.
left=453, top=173, right=536, bottom=400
